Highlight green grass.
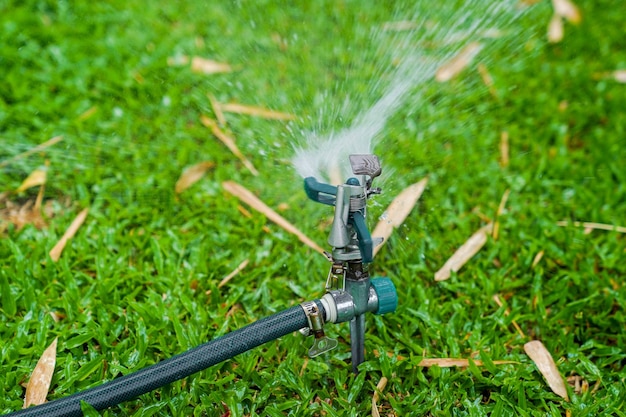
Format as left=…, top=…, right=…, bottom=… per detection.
left=1, top=0, right=626, bottom=416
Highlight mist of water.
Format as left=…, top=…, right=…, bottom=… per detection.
left=0, top=1, right=539, bottom=208
left=291, top=0, right=533, bottom=183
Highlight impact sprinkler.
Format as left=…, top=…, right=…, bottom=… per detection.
left=303, top=154, right=397, bottom=373
left=4, top=154, right=397, bottom=417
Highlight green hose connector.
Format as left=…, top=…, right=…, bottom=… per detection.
left=370, top=277, right=397, bottom=315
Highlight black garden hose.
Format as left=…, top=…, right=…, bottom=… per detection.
left=5, top=304, right=312, bottom=417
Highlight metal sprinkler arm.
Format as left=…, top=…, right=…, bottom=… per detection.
left=301, top=154, right=397, bottom=374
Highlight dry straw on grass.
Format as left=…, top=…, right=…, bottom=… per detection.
left=371, top=377, right=389, bottom=417
left=416, top=357, right=518, bottom=367
left=200, top=116, right=259, bottom=176
left=524, top=340, right=569, bottom=400
left=175, top=161, right=215, bottom=194
left=434, top=223, right=493, bottom=281
left=49, top=208, right=89, bottom=262
left=23, top=338, right=57, bottom=408
left=372, top=178, right=428, bottom=257
left=219, top=102, right=296, bottom=120
left=548, top=0, right=581, bottom=43
left=191, top=57, right=232, bottom=74
left=16, top=168, right=47, bottom=193
left=493, top=294, right=526, bottom=338
left=206, top=259, right=250, bottom=296
left=557, top=220, right=626, bottom=234
left=222, top=181, right=325, bottom=255
left=435, top=42, right=484, bottom=82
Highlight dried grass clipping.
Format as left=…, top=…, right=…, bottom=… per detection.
left=49, top=208, right=89, bottom=262
left=219, top=102, right=296, bottom=121
left=0, top=199, right=48, bottom=232
left=77, top=106, right=98, bottom=121
left=191, top=57, right=232, bottom=75
left=553, top=0, right=581, bottom=24
left=557, top=220, right=626, bottom=234
left=222, top=181, right=324, bottom=255
left=499, top=131, right=509, bottom=167
left=613, top=70, right=626, bottom=83
left=593, top=70, right=626, bottom=83
left=206, top=259, right=249, bottom=296
left=16, top=168, right=47, bottom=193
left=200, top=116, right=259, bottom=176
left=547, top=13, right=565, bottom=43
left=167, top=55, right=232, bottom=74
left=548, top=0, right=581, bottom=43
left=23, top=338, right=58, bottom=408
left=371, top=376, right=388, bottom=417
left=434, top=223, right=493, bottom=281
left=477, top=63, right=498, bottom=98
left=208, top=94, right=227, bottom=127
left=493, top=294, right=526, bottom=338
left=175, top=161, right=215, bottom=194
left=372, top=178, right=428, bottom=257
left=524, top=340, right=569, bottom=400
left=417, top=358, right=517, bottom=367
left=492, top=188, right=511, bottom=240
left=532, top=250, right=545, bottom=268
left=2, top=166, right=50, bottom=231
left=435, top=42, right=484, bottom=82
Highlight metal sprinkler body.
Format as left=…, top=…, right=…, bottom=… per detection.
left=302, top=154, right=397, bottom=373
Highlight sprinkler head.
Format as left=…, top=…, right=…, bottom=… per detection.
left=303, top=154, right=382, bottom=263
left=301, top=154, right=397, bottom=373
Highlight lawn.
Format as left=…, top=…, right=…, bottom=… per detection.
left=1, top=0, right=625, bottom=416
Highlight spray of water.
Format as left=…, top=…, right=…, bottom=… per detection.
left=0, top=1, right=541, bottom=210
left=291, top=0, right=534, bottom=183
left=0, top=133, right=190, bottom=208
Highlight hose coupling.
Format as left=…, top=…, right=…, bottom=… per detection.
left=317, top=278, right=397, bottom=325
left=320, top=290, right=355, bottom=323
